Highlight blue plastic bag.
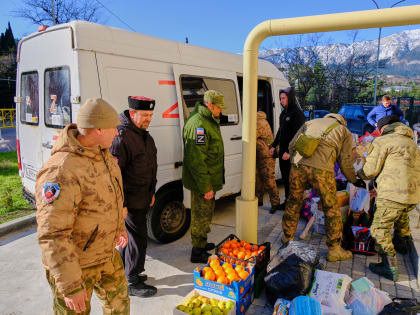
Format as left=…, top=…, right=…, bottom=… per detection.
left=289, top=296, right=322, bottom=315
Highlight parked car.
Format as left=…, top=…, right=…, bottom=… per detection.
left=338, top=104, right=375, bottom=135
left=304, top=109, right=330, bottom=121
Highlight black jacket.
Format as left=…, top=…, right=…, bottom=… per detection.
left=110, top=111, right=157, bottom=209
left=272, top=103, right=305, bottom=155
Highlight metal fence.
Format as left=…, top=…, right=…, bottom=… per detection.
left=0, top=108, right=15, bottom=129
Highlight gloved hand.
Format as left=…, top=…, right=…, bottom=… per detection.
left=353, top=178, right=366, bottom=189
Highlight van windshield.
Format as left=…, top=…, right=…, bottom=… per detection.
left=20, top=72, right=39, bottom=125
left=44, top=67, right=71, bottom=128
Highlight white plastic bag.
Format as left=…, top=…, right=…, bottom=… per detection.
left=346, top=277, right=392, bottom=315
left=309, top=270, right=352, bottom=309
left=348, top=183, right=370, bottom=212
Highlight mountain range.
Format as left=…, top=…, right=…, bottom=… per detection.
left=259, top=29, right=420, bottom=78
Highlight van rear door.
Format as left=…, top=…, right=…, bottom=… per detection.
left=17, top=27, right=75, bottom=194
left=173, top=65, right=242, bottom=199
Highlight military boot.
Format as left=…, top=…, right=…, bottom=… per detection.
left=204, top=243, right=215, bottom=251
left=369, top=254, right=399, bottom=281
left=127, top=274, right=157, bottom=298
left=190, top=247, right=211, bottom=264
left=280, top=235, right=290, bottom=249
left=269, top=204, right=282, bottom=214
left=392, top=234, right=412, bottom=255
left=327, top=245, right=353, bottom=262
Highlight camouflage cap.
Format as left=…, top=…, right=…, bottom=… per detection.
left=77, top=98, right=120, bottom=129
left=204, top=90, right=226, bottom=109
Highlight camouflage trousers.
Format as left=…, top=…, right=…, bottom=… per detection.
left=191, top=191, right=215, bottom=248
left=282, top=164, right=342, bottom=248
left=46, top=249, right=130, bottom=315
left=256, top=157, right=280, bottom=206
left=371, top=198, right=415, bottom=257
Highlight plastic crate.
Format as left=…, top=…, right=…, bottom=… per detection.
left=215, top=234, right=270, bottom=274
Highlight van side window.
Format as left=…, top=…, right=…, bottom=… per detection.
left=180, top=76, right=239, bottom=126
left=44, top=67, right=71, bottom=128
left=20, top=72, right=39, bottom=125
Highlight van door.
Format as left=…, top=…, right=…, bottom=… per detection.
left=173, top=65, right=242, bottom=199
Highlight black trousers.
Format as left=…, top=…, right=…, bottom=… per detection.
left=119, top=207, right=148, bottom=277
left=279, top=158, right=291, bottom=201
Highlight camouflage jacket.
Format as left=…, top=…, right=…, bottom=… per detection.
left=289, top=113, right=357, bottom=183
left=358, top=122, right=420, bottom=204
left=36, top=124, right=125, bottom=295
left=256, top=111, right=274, bottom=159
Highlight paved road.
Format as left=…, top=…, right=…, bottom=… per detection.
left=0, top=192, right=283, bottom=315
left=0, top=127, right=16, bottom=152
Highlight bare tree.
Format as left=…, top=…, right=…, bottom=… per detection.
left=14, top=0, right=102, bottom=25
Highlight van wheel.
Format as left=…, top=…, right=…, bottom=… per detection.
left=147, top=187, right=190, bottom=243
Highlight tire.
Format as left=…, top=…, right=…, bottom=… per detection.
left=146, top=186, right=190, bottom=243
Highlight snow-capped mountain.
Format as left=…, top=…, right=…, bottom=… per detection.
left=259, top=29, right=420, bottom=77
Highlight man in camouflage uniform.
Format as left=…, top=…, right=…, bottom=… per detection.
left=358, top=115, right=420, bottom=281
left=256, top=110, right=280, bottom=212
left=36, top=98, right=129, bottom=314
left=282, top=113, right=366, bottom=262
left=182, top=90, right=226, bottom=263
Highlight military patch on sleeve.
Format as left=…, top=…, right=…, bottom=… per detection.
left=42, top=183, right=61, bottom=203
left=195, top=128, right=206, bottom=145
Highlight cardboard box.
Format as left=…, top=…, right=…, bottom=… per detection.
left=173, top=288, right=236, bottom=315
left=235, top=287, right=254, bottom=315
left=194, top=261, right=255, bottom=301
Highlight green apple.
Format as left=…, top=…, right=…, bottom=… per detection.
left=217, top=301, right=225, bottom=310
left=225, top=301, right=234, bottom=310
left=203, top=312, right=212, bottom=315
left=201, top=303, right=212, bottom=313
left=210, top=298, right=218, bottom=306
left=176, top=305, right=186, bottom=312
left=200, top=297, right=209, bottom=305
left=192, top=307, right=201, bottom=315
left=211, top=307, right=222, bottom=315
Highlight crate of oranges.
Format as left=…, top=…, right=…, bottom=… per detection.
left=215, top=234, right=270, bottom=274
left=193, top=256, right=254, bottom=301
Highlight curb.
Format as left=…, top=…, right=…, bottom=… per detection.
left=0, top=213, right=37, bottom=238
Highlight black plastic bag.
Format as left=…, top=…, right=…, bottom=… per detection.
left=379, top=297, right=420, bottom=315
left=265, top=253, right=314, bottom=305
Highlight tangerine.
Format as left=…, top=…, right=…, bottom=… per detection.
left=217, top=275, right=228, bottom=284
left=226, top=273, right=237, bottom=283
left=222, top=242, right=231, bottom=249
left=259, top=245, right=265, bottom=251
left=237, top=251, right=245, bottom=260
left=238, top=270, right=249, bottom=280
left=209, top=259, right=220, bottom=269
left=244, top=254, right=251, bottom=260
left=234, top=265, right=245, bottom=273
left=202, top=266, right=212, bottom=275
left=230, top=243, right=238, bottom=249
left=240, top=240, right=246, bottom=246
left=251, top=245, right=258, bottom=251
left=221, top=248, right=229, bottom=256
left=214, top=269, right=225, bottom=278
left=204, top=271, right=216, bottom=281
left=222, top=262, right=232, bottom=270
left=244, top=243, right=251, bottom=251
left=233, top=249, right=239, bottom=257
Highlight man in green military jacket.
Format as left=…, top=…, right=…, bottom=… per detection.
left=358, top=115, right=420, bottom=281
left=183, top=90, right=226, bottom=263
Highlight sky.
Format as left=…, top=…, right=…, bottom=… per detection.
left=1, top=0, right=420, bottom=53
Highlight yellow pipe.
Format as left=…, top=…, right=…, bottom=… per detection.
left=236, top=5, right=420, bottom=243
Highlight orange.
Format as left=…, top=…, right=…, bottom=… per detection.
left=226, top=273, right=237, bottom=283
left=204, top=271, right=216, bottom=281
left=244, top=243, right=251, bottom=251
left=251, top=251, right=258, bottom=257
left=240, top=240, right=246, bottom=246
left=202, top=266, right=212, bottom=275
left=238, top=270, right=249, bottom=280
left=209, top=259, right=220, bottom=269
left=233, top=249, right=239, bottom=257
left=217, top=275, right=227, bottom=284
left=244, top=254, right=251, bottom=260
left=230, top=243, right=238, bottom=249
left=214, top=269, right=225, bottom=278
left=222, top=263, right=232, bottom=270
left=234, top=265, right=245, bottom=273
left=251, top=245, right=258, bottom=252
left=222, top=242, right=231, bottom=249
left=237, top=251, right=245, bottom=260
left=259, top=245, right=265, bottom=251
left=221, top=248, right=229, bottom=256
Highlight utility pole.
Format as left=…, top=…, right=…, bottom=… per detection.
left=370, top=0, right=406, bottom=105
left=52, top=0, right=56, bottom=25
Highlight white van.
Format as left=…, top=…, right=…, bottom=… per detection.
left=15, top=21, right=289, bottom=243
